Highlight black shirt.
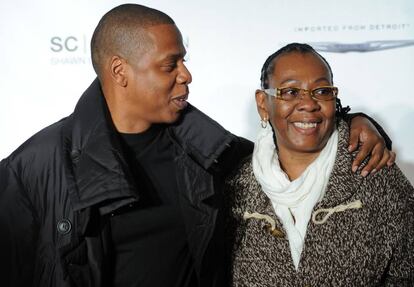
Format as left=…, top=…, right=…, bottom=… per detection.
left=110, top=125, right=197, bottom=287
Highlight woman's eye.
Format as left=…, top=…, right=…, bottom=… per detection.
left=315, top=88, right=328, bottom=95
left=283, top=88, right=299, bottom=96
left=314, top=88, right=333, bottom=96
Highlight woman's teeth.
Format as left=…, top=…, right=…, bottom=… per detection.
left=293, top=122, right=317, bottom=129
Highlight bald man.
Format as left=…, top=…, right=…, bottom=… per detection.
left=0, top=4, right=394, bottom=287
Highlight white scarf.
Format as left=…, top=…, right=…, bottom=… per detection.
left=252, top=124, right=338, bottom=270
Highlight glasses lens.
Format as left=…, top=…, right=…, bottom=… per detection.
left=312, top=87, right=337, bottom=100
left=279, top=87, right=301, bottom=101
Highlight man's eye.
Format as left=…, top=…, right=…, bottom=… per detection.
left=162, top=63, right=177, bottom=72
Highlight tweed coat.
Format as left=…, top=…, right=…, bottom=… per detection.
left=224, top=120, right=414, bottom=287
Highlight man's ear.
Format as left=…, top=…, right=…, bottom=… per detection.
left=255, top=89, right=269, bottom=120
left=109, top=56, right=128, bottom=87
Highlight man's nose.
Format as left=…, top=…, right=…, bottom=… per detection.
left=177, top=63, right=192, bottom=84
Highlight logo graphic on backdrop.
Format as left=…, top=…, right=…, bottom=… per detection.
left=49, top=35, right=91, bottom=65
left=293, top=22, right=413, bottom=53
left=309, top=40, right=414, bottom=53
left=294, top=23, right=411, bottom=33
left=49, top=35, right=190, bottom=65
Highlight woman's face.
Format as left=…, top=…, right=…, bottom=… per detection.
left=256, top=52, right=336, bottom=155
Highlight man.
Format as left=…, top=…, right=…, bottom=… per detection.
left=0, top=4, right=394, bottom=287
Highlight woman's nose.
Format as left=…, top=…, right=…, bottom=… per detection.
left=296, top=93, right=320, bottom=112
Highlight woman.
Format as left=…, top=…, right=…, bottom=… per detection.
left=225, top=43, right=414, bottom=286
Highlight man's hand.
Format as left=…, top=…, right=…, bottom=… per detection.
left=349, top=116, right=396, bottom=177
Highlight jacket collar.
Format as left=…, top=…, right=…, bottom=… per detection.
left=63, top=78, right=234, bottom=214
left=170, top=104, right=235, bottom=170
left=63, top=79, right=136, bottom=214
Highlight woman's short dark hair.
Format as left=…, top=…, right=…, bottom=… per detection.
left=260, top=43, right=349, bottom=117
left=260, top=43, right=333, bottom=89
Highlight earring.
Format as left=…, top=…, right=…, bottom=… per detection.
left=261, top=118, right=268, bottom=129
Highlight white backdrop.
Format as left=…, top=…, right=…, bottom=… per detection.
left=1, top=0, right=413, bottom=183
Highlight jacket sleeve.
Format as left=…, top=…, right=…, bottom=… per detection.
left=343, top=112, right=392, bottom=150
left=383, top=171, right=414, bottom=286
left=0, top=159, right=38, bottom=287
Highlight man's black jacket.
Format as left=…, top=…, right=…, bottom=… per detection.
left=0, top=79, right=253, bottom=287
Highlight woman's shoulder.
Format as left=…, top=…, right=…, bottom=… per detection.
left=328, top=119, right=413, bottom=217
left=225, top=155, right=253, bottom=184
left=363, top=163, right=414, bottom=204
left=224, top=155, right=265, bottom=207
left=225, top=155, right=263, bottom=196
left=332, top=122, right=413, bottom=207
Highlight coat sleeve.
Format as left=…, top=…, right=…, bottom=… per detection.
left=383, top=170, right=414, bottom=286
left=0, top=159, right=39, bottom=287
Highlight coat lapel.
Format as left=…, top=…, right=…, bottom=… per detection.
left=62, top=79, right=137, bottom=215
left=315, top=120, right=364, bottom=210
left=298, top=120, right=365, bottom=274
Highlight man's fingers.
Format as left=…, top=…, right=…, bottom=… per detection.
left=387, top=151, right=396, bottom=166
left=352, top=145, right=370, bottom=173
left=360, top=144, right=383, bottom=177
left=348, top=128, right=360, bottom=152
left=372, top=149, right=391, bottom=173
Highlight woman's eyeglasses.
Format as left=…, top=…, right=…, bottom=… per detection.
left=263, top=86, right=338, bottom=101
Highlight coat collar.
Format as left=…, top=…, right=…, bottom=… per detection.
left=63, top=78, right=234, bottom=214
left=244, top=120, right=363, bottom=219
left=316, top=120, right=364, bottom=209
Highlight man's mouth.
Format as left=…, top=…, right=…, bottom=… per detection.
left=172, top=94, right=188, bottom=109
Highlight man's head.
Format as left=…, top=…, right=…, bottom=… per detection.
left=91, top=4, right=175, bottom=78
left=90, top=4, right=192, bottom=133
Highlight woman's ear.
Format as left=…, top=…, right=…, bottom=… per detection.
left=109, top=56, right=128, bottom=87
left=255, top=89, right=269, bottom=120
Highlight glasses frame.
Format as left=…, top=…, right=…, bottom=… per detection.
left=263, top=86, right=338, bottom=101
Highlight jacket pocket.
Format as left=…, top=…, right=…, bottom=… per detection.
left=64, top=240, right=93, bottom=287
